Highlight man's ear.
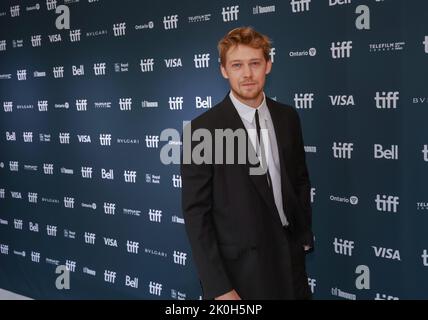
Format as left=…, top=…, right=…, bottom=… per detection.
left=220, top=64, right=229, bottom=79
left=265, top=59, right=272, bottom=75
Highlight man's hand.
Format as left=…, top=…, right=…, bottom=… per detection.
left=303, top=245, right=312, bottom=252
left=215, top=289, right=241, bottom=300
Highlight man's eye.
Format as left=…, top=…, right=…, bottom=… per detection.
left=232, top=63, right=241, bottom=68
left=251, top=62, right=260, bottom=66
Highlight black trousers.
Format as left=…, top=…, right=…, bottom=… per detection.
left=283, top=226, right=312, bottom=300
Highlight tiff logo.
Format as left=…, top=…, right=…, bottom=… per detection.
left=308, top=278, right=316, bottom=294
left=99, top=134, right=112, bottom=146
left=331, top=41, right=353, bottom=58
left=104, top=270, right=117, bottom=283
left=10, top=5, right=20, bottom=17
left=28, top=192, right=38, bottom=203
left=333, top=237, right=354, bottom=256
left=76, top=99, right=87, bottom=111
left=94, top=63, right=106, bottom=75
left=38, top=100, right=48, bottom=111
left=17, top=69, right=27, bottom=80
left=172, top=175, right=182, bottom=188
left=53, top=66, right=64, bottom=78
left=375, top=92, right=399, bottom=109
left=270, top=47, right=276, bottom=63
left=194, top=54, right=210, bottom=68
left=31, top=251, right=40, bottom=263
left=69, top=29, right=81, bottom=42
left=113, top=23, right=126, bottom=36
left=375, top=195, right=399, bottom=213
left=119, top=98, right=132, bottom=111
left=290, top=0, right=311, bottom=13
left=169, top=97, right=183, bottom=110
left=424, top=36, right=428, bottom=54
left=84, top=232, right=96, bottom=244
left=127, top=241, right=139, bottom=254
left=9, top=161, right=19, bottom=171
left=173, top=251, right=187, bottom=266
left=64, top=197, right=75, bottom=209
left=149, top=281, right=163, bottom=296
left=294, top=93, right=314, bottom=109
left=332, top=142, right=354, bottom=159
left=31, top=35, right=42, bottom=47
left=66, top=260, right=76, bottom=272
left=43, top=163, right=54, bottom=174
left=422, top=249, right=428, bottom=266
left=146, top=135, right=159, bottom=148
left=124, top=170, right=137, bottom=183
left=104, top=202, right=116, bottom=215
left=46, top=0, right=57, bottom=11
left=47, top=225, right=58, bottom=236
left=148, top=209, right=162, bottom=222
left=423, top=145, right=428, bottom=162
left=140, top=59, right=154, bottom=72
left=23, top=132, right=33, bottom=143
left=163, top=15, right=178, bottom=30
left=222, top=6, right=239, bottom=22
left=0, top=40, right=6, bottom=51
left=81, top=167, right=93, bottom=179
left=14, top=219, right=23, bottom=230
left=4, top=101, right=13, bottom=112
left=59, top=132, right=70, bottom=144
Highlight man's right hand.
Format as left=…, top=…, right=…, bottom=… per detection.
left=215, top=289, right=242, bottom=300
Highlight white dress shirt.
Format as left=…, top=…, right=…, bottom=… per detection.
left=229, top=91, right=289, bottom=227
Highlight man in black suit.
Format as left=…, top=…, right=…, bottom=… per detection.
left=181, top=27, right=314, bottom=300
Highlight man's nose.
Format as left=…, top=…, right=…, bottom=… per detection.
left=242, top=64, right=252, bottom=78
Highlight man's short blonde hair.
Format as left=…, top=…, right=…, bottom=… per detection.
left=218, top=27, right=272, bottom=67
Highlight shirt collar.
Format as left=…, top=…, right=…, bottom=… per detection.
left=229, top=91, right=268, bottom=125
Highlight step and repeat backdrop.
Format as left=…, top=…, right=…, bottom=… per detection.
left=0, top=0, right=427, bottom=299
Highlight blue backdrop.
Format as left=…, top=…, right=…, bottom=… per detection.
left=0, top=0, right=427, bottom=299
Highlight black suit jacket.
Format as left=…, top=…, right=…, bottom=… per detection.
left=181, top=94, right=313, bottom=299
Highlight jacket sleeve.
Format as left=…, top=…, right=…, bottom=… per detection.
left=292, top=109, right=314, bottom=248
left=181, top=124, right=233, bottom=299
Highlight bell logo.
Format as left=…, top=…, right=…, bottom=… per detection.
left=374, top=144, right=398, bottom=160
left=196, top=96, right=212, bottom=109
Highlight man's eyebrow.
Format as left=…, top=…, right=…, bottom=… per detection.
left=229, top=58, right=262, bottom=63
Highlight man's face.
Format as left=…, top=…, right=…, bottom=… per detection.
left=221, top=44, right=272, bottom=108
